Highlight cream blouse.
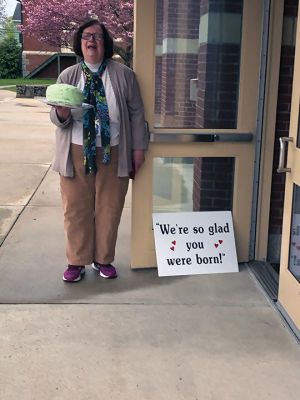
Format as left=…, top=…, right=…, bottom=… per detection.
left=71, top=61, right=120, bottom=147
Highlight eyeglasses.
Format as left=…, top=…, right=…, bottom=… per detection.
left=81, top=32, right=104, bottom=41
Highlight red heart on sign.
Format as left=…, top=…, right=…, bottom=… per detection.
left=172, top=240, right=176, bottom=245
left=219, top=240, right=223, bottom=244
left=214, top=243, right=219, bottom=248
left=296, top=246, right=300, bottom=250
left=170, top=246, right=175, bottom=251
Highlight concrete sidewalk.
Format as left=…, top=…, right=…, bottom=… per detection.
left=0, top=90, right=299, bottom=400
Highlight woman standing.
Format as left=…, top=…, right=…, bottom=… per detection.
left=50, top=19, right=148, bottom=282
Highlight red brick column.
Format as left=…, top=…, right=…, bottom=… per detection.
left=156, top=0, right=200, bottom=128
left=193, top=0, right=242, bottom=211
left=155, top=0, right=164, bottom=116
left=193, top=157, right=234, bottom=211
left=196, top=0, right=242, bottom=129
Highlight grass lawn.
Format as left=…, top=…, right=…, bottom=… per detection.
left=0, top=78, right=56, bottom=86
left=0, top=78, right=56, bottom=92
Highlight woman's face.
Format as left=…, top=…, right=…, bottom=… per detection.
left=81, top=24, right=105, bottom=64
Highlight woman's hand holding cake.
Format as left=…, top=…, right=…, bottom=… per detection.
left=46, top=83, right=85, bottom=122
left=55, top=106, right=71, bottom=122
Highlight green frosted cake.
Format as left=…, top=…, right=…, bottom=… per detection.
left=46, top=84, right=84, bottom=107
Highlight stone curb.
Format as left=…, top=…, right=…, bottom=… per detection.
left=16, top=84, right=49, bottom=98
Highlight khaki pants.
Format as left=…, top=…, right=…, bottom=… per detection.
left=60, top=144, right=129, bottom=265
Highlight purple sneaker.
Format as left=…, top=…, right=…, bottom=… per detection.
left=63, top=265, right=85, bottom=282
left=92, top=262, right=117, bottom=279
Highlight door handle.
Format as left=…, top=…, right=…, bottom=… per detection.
left=277, top=137, right=293, bottom=173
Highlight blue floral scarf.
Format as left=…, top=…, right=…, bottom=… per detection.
left=81, top=60, right=110, bottom=174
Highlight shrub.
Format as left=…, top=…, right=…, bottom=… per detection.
left=0, top=37, right=22, bottom=78
left=0, top=18, right=22, bottom=78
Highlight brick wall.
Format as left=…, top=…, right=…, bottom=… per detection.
left=193, top=157, right=234, bottom=211
left=23, top=32, right=59, bottom=53
left=22, top=3, right=60, bottom=76
left=196, top=0, right=242, bottom=129
left=193, top=0, right=242, bottom=211
left=155, top=0, right=164, bottom=115
left=196, top=43, right=240, bottom=129
left=155, top=0, right=200, bottom=127
left=32, top=55, right=77, bottom=79
left=22, top=53, right=53, bottom=76
left=267, top=0, right=298, bottom=262
left=155, top=0, right=242, bottom=129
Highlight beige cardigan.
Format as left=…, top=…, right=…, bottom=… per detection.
left=50, top=60, right=148, bottom=177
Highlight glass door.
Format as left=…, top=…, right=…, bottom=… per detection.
left=278, top=4, right=300, bottom=331
left=131, top=0, right=263, bottom=268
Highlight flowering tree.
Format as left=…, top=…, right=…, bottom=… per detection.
left=0, top=0, right=7, bottom=25
left=20, top=0, right=134, bottom=65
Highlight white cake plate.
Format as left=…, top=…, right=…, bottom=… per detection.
left=35, top=97, right=93, bottom=109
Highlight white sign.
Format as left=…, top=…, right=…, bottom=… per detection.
left=152, top=211, right=239, bottom=277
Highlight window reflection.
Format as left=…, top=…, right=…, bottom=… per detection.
left=289, top=184, right=300, bottom=282
left=155, top=0, right=243, bottom=129
left=153, top=157, right=235, bottom=213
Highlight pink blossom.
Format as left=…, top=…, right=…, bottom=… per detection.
left=20, top=0, right=133, bottom=63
